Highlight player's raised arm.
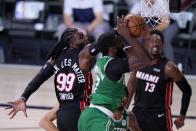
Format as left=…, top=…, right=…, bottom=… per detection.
left=6, top=60, right=54, bottom=119
left=79, top=42, right=99, bottom=72
left=126, top=71, right=137, bottom=109
left=6, top=28, right=78, bottom=119
left=116, top=16, right=151, bottom=71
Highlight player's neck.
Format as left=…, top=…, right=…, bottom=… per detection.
left=107, top=52, right=116, bottom=58
left=151, top=55, right=161, bottom=64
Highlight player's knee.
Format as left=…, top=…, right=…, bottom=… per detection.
left=39, top=117, right=45, bottom=128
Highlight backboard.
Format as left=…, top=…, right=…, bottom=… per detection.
left=170, top=0, right=196, bottom=12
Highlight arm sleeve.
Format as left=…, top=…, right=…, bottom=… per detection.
left=21, top=62, right=55, bottom=101
left=175, top=77, right=192, bottom=115
left=106, top=58, right=130, bottom=81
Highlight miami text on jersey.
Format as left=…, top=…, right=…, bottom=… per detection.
left=136, top=71, right=160, bottom=83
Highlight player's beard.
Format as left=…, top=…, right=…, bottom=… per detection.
left=151, top=47, right=161, bottom=57
left=78, top=37, right=89, bottom=50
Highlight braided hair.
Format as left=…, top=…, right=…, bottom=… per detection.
left=47, top=28, right=78, bottom=60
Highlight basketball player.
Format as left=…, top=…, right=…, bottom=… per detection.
left=113, top=88, right=142, bottom=131
left=6, top=28, right=95, bottom=131
left=39, top=89, right=141, bottom=131
left=127, top=29, right=192, bottom=131
left=39, top=103, right=59, bottom=131
left=78, top=16, right=151, bottom=131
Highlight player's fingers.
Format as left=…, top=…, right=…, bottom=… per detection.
left=5, top=106, right=12, bottom=110
left=8, top=109, right=15, bottom=116
left=122, top=15, right=127, bottom=23
left=175, top=122, right=183, bottom=129
left=117, top=18, right=123, bottom=29
left=7, top=102, right=14, bottom=105
left=9, top=111, right=17, bottom=119
left=175, top=124, right=179, bottom=129
left=177, top=124, right=183, bottom=129
left=23, top=111, right=28, bottom=117
left=121, top=15, right=125, bottom=19
left=117, top=16, right=121, bottom=26
left=22, top=109, right=28, bottom=117
left=177, top=120, right=184, bottom=125
left=118, top=16, right=123, bottom=24
left=180, top=120, right=184, bottom=125
left=117, top=16, right=119, bottom=22
left=121, top=15, right=125, bottom=23
left=122, top=20, right=127, bottom=27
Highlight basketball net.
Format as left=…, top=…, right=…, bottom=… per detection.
left=141, top=0, right=170, bottom=27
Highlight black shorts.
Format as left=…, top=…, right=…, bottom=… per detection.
left=132, top=107, right=172, bottom=131
left=56, top=101, right=82, bottom=131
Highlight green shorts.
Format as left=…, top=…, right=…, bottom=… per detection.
left=78, top=107, right=115, bottom=131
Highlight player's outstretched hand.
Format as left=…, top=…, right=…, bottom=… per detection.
left=116, top=15, right=130, bottom=39
left=6, top=99, right=27, bottom=119
left=174, top=115, right=185, bottom=129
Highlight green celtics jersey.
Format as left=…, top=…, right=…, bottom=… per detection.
left=90, top=56, right=126, bottom=112
left=113, top=111, right=130, bottom=131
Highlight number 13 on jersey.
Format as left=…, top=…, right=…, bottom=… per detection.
left=145, top=82, right=156, bottom=93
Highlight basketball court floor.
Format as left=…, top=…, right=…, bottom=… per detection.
left=0, top=64, right=195, bottom=131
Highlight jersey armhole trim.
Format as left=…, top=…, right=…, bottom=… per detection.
left=103, top=57, right=113, bottom=73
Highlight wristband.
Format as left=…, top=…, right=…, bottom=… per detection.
left=19, top=96, right=27, bottom=102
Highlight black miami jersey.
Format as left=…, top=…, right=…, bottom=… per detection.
left=53, top=48, right=92, bottom=107
left=134, top=57, right=173, bottom=112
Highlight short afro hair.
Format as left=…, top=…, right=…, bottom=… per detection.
left=96, top=31, right=118, bottom=55
left=150, top=29, right=164, bottom=43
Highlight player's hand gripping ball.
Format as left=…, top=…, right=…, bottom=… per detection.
left=125, top=15, right=146, bottom=37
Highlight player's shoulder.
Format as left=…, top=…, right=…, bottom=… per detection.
left=108, top=57, right=127, bottom=68
left=165, top=60, right=178, bottom=71
left=79, top=44, right=91, bottom=56
left=165, top=60, right=182, bottom=78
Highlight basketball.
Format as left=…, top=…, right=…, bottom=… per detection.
left=126, top=15, right=146, bottom=37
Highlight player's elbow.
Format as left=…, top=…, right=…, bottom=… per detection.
left=182, top=82, right=192, bottom=98
left=184, top=86, right=192, bottom=98
left=79, top=59, right=91, bottom=72
left=176, top=77, right=192, bottom=98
